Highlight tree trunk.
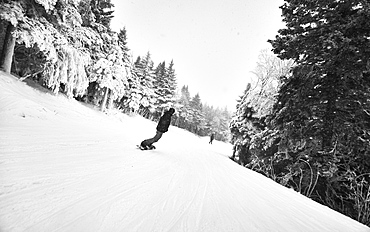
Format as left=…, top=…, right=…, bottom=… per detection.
left=0, top=22, right=16, bottom=73
left=101, top=87, right=109, bottom=111
left=107, top=89, right=114, bottom=110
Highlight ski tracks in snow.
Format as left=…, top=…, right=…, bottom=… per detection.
left=0, top=114, right=221, bottom=232
left=0, top=113, right=234, bottom=232
left=1, top=73, right=369, bottom=232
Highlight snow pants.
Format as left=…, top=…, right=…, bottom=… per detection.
left=141, top=131, right=163, bottom=147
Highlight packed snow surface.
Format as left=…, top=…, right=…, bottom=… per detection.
left=0, top=71, right=369, bottom=232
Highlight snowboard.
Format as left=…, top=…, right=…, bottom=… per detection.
left=137, top=145, right=156, bottom=150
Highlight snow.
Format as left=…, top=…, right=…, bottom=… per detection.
left=0, top=71, right=369, bottom=232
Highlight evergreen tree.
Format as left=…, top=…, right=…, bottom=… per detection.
left=132, top=52, right=157, bottom=115
left=152, top=60, right=177, bottom=115
left=153, top=61, right=168, bottom=115
left=118, top=27, right=129, bottom=53
left=120, top=56, right=143, bottom=112
left=189, top=93, right=204, bottom=134
left=190, top=93, right=202, bottom=110
left=87, top=30, right=129, bottom=111
left=0, top=0, right=93, bottom=97
left=229, top=50, right=293, bottom=165
left=77, top=0, right=129, bottom=111
left=175, top=85, right=191, bottom=128
left=201, top=104, right=231, bottom=141
left=90, top=0, right=114, bottom=29
left=203, top=104, right=216, bottom=135
left=0, top=0, right=132, bottom=111
left=166, top=60, right=177, bottom=100
left=114, top=27, right=137, bottom=112
left=179, top=85, right=191, bottom=106
left=266, top=0, right=370, bottom=225
left=173, top=85, right=231, bottom=140
left=219, top=107, right=232, bottom=140
left=235, top=83, right=251, bottom=109
left=154, top=61, right=166, bottom=79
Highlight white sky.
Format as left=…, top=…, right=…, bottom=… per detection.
left=110, top=0, right=285, bottom=110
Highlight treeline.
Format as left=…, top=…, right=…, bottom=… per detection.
left=230, top=1, right=370, bottom=226
left=174, top=86, right=231, bottom=141
left=0, top=0, right=231, bottom=141
left=125, top=54, right=231, bottom=141
left=0, top=0, right=130, bottom=111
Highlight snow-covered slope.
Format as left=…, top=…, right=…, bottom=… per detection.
left=0, top=71, right=369, bottom=232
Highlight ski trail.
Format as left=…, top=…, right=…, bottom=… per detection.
left=1, top=73, right=369, bottom=232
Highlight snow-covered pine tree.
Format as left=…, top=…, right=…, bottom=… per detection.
left=229, top=50, right=293, bottom=166
left=90, top=0, right=114, bottom=28
left=166, top=60, right=177, bottom=103
left=119, top=56, right=142, bottom=113
left=189, top=93, right=205, bottom=134
left=152, top=60, right=177, bottom=118
left=0, top=0, right=91, bottom=98
left=172, top=85, right=231, bottom=140
left=114, top=27, right=135, bottom=111
left=132, top=52, right=157, bottom=116
left=75, top=0, right=130, bottom=111
left=117, top=27, right=129, bottom=53
left=179, top=85, right=190, bottom=106
left=175, top=85, right=191, bottom=128
left=153, top=61, right=167, bottom=116
left=87, top=31, right=129, bottom=111
left=202, top=104, right=216, bottom=136
left=219, top=107, right=232, bottom=141
left=202, top=105, right=231, bottom=142
left=235, top=83, right=251, bottom=109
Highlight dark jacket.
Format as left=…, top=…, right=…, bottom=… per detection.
left=156, top=111, right=173, bottom=133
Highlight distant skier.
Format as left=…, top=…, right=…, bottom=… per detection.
left=209, top=132, right=215, bottom=144
left=139, top=108, right=175, bottom=150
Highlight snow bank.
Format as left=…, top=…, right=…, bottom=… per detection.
left=0, top=72, right=369, bottom=231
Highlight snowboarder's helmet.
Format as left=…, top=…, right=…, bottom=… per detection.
left=169, top=108, right=175, bottom=115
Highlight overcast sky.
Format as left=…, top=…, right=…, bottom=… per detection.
left=110, top=0, right=285, bottom=110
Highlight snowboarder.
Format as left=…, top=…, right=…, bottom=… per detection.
left=209, top=133, right=215, bottom=144
left=139, top=108, right=175, bottom=150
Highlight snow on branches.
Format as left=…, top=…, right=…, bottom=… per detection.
left=0, top=0, right=171, bottom=113
left=0, top=1, right=24, bottom=26
left=88, top=32, right=129, bottom=101
left=35, top=0, right=58, bottom=12
left=45, top=45, right=90, bottom=97
left=0, top=0, right=132, bottom=100
left=11, top=13, right=91, bottom=97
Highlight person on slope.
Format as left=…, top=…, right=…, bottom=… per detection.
left=139, top=108, right=175, bottom=150
left=209, top=132, right=215, bottom=144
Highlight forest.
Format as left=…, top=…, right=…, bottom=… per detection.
left=1, top=0, right=369, bottom=227
left=0, top=0, right=231, bottom=141
left=230, top=0, right=370, bottom=226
